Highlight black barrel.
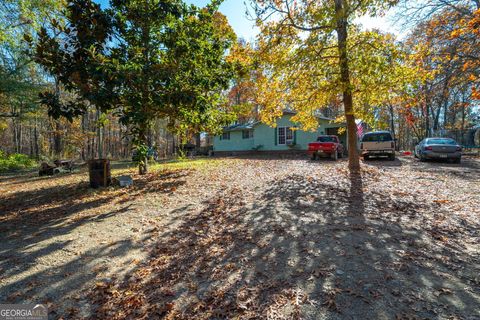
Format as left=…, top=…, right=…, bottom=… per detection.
left=88, top=159, right=111, bottom=188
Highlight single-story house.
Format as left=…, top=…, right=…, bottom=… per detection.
left=213, top=111, right=346, bottom=155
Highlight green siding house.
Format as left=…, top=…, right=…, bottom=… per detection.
left=213, top=112, right=345, bottom=155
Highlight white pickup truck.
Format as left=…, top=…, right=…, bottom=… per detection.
left=360, top=131, right=396, bottom=161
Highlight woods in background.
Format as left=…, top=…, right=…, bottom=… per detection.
left=1, top=0, right=180, bottom=163
left=396, top=0, right=480, bottom=146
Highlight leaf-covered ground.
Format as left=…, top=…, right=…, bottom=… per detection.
left=1, top=156, right=479, bottom=319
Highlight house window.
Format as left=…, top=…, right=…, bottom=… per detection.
left=278, top=127, right=293, bottom=145
left=242, top=130, right=253, bottom=139
left=220, top=132, right=230, bottom=140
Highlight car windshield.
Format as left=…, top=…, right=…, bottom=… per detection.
left=427, top=138, right=456, bottom=145
left=362, top=133, right=392, bottom=142
left=317, top=136, right=336, bottom=142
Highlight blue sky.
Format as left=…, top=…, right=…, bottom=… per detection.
left=95, top=0, right=259, bottom=40
left=95, top=0, right=402, bottom=40
left=185, top=0, right=259, bottom=41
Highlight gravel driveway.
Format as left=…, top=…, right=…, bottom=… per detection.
left=1, top=156, right=479, bottom=319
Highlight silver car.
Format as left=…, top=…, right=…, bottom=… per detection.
left=414, top=138, right=462, bottom=163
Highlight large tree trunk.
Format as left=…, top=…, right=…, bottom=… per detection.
left=424, top=85, right=430, bottom=138
left=433, top=106, right=441, bottom=132
left=138, top=10, right=150, bottom=176
left=138, top=126, right=148, bottom=175
left=81, top=114, right=87, bottom=160
left=12, top=119, right=18, bottom=153
left=461, top=93, right=466, bottom=144
left=29, top=121, right=34, bottom=157
left=195, top=132, right=201, bottom=151
left=53, top=120, right=62, bottom=157
left=52, top=78, right=62, bottom=158
left=389, top=104, right=397, bottom=150
left=335, top=0, right=360, bottom=173
left=96, top=108, right=104, bottom=159
left=33, top=117, right=39, bottom=159
left=53, top=129, right=61, bottom=157
left=18, top=123, right=23, bottom=154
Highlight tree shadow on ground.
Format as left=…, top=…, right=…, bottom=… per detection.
left=88, top=170, right=480, bottom=319
left=1, top=235, right=152, bottom=319
left=0, top=169, right=191, bottom=315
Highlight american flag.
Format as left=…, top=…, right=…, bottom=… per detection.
left=356, top=121, right=364, bottom=138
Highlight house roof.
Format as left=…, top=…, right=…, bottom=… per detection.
left=223, top=121, right=260, bottom=132
left=223, top=111, right=337, bottom=132
left=282, top=110, right=334, bottom=121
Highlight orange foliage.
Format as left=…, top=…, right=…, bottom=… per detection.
left=450, top=8, right=480, bottom=100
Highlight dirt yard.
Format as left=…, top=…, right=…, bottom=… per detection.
left=0, top=156, right=479, bottom=319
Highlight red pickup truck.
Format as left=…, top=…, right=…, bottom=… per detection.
left=308, top=135, right=345, bottom=160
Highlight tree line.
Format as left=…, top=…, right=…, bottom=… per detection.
left=1, top=0, right=241, bottom=174
left=0, top=0, right=479, bottom=174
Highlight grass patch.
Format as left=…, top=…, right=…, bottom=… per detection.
left=0, top=152, right=37, bottom=173
left=111, top=157, right=224, bottom=176
left=152, top=157, right=223, bottom=171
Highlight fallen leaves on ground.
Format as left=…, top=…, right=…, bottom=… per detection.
left=1, top=156, right=479, bottom=319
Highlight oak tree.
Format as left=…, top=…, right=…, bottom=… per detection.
left=251, top=0, right=399, bottom=173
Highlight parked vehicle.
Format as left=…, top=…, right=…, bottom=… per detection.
left=414, top=138, right=462, bottom=163
left=308, top=135, right=344, bottom=160
left=360, top=131, right=395, bottom=160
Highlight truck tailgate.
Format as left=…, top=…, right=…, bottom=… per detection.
left=363, top=141, right=392, bottom=150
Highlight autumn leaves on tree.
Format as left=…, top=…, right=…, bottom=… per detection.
left=246, top=0, right=479, bottom=172
left=5, top=0, right=478, bottom=175
left=250, top=0, right=401, bottom=172
left=399, top=1, right=480, bottom=141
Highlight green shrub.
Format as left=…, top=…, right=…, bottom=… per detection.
left=0, top=152, right=37, bottom=172
left=176, top=148, right=188, bottom=160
